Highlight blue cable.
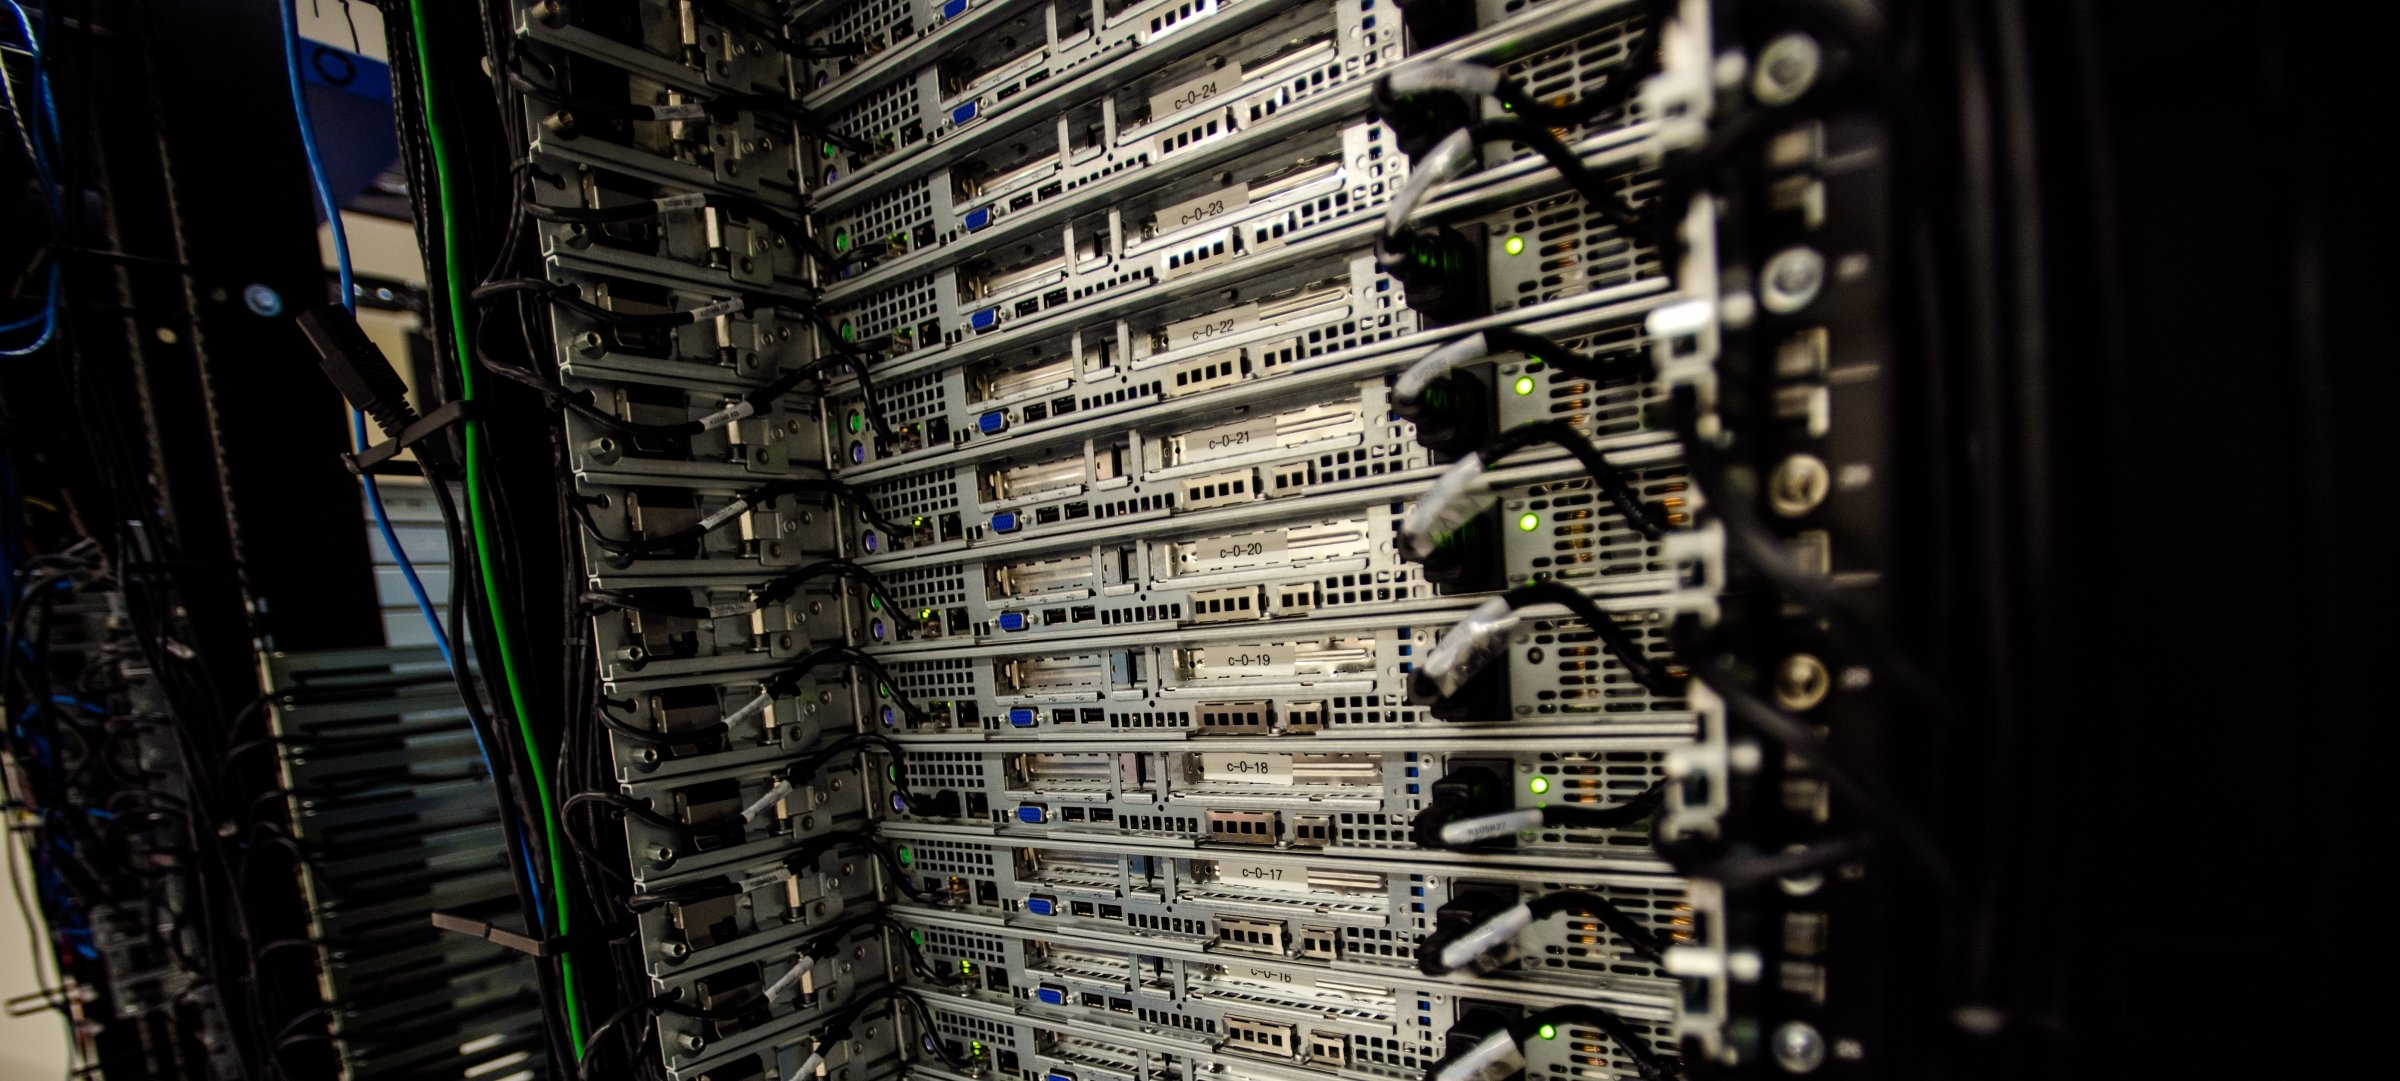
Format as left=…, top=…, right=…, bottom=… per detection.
left=3, top=1, right=60, bottom=356
left=276, top=0, right=450, bottom=670
left=280, top=1, right=545, bottom=925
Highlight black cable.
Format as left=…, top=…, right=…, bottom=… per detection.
left=1481, top=328, right=1650, bottom=388
left=572, top=476, right=908, bottom=556
left=1687, top=660, right=1955, bottom=891
left=1470, top=118, right=1652, bottom=239
left=1481, top=421, right=1669, bottom=540
left=1412, top=778, right=1666, bottom=851
left=1497, top=582, right=1682, bottom=696
left=472, top=277, right=760, bottom=330
left=1511, top=1005, right=1674, bottom=1081
left=1665, top=388, right=1958, bottom=722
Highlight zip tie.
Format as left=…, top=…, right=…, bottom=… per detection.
left=740, top=779, right=794, bottom=823
left=721, top=690, right=773, bottom=728
left=764, top=954, right=814, bottom=1001
left=698, top=497, right=752, bottom=531
left=707, top=598, right=761, bottom=619
left=689, top=296, right=746, bottom=321
left=696, top=398, right=757, bottom=432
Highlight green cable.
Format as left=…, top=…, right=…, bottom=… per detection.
left=405, top=0, right=586, bottom=1045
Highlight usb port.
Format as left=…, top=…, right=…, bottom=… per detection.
left=1042, top=608, right=1067, bottom=625
left=1035, top=505, right=1060, bottom=524
left=1010, top=192, right=1035, bottom=211
left=1016, top=299, right=1041, bottom=317
left=1052, top=395, right=1076, bottom=416
left=1037, top=181, right=1062, bottom=200
left=1099, top=903, right=1123, bottom=919
left=1042, top=288, right=1068, bottom=309
left=1063, top=501, right=1089, bottom=519
left=1070, top=900, right=1096, bottom=916
left=1070, top=605, right=1095, bottom=622
left=1023, top=402, right=1050, bottom=422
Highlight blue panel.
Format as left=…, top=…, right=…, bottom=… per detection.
left=964, top=206, right=991, bottom=231
left=942, top=0, right=969, bottom=19
left=1008, top=707, right=1037, bottom=727
left=979, top=410, right=1007, bottom=434
left=1035, top=988, right=1066, bottom=1006
left=952, top=101, right=979, bottom=126
left=990, top=511, right=1019, bottom=533
left=970, top=306, right=998, bottom=331
left=1025, top=895, right=1056, bottom=916
left=1016, top=804, right=1046, bottom=824
left=998, top=611, right=1027, bottom=631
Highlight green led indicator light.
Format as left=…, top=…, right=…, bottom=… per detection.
left=869, top=595, right=884, bottom=610
left=1513, top=375, right=1537, bottom=396
left=878, top=682, right=892, bottom=699
left=960, top=960, right=974, bottom=974
left=1529, top=776, right=1551, bottom=795
left=910, top=930, right=924, bottom=945
left=1518, top=512, right=1542, bottom=532
left=839, top=320, right=857, bottom=342
left=821, top=140, right=838, bottom=159
left=898, top=846, right=914, bottom=865
left=920, top=607, right=936, bottom=621
left=847, top=411, right=865, bottom=433
left=1538, top=1024, right=1558, bottom=1041
left=834, top=229, right=852, bottom=252
left=1504, top=235, right=1526, bottom=256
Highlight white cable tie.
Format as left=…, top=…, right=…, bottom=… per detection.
left=740, top=779, right=794, bottom=823
left=696, top=398, right=757, bottom=432
left=698, top=497, right=751, bottom=531
left=764, top=954, right=814, bottom=1000
left=721, top=690, right=772, bottom=728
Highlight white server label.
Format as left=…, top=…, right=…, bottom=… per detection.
left=1205, top=641, right=1296, bottom=678
left=1201, top=752, right=1294, bottom=784
left=1222, top=963, right=1316, bottom=988
left=1194, top=528, right=1287, bottom=565
left=1183, top=416, right=1275, bottom=463
left=653, top=103, right=709, bottom=121
left=1149, top=61, right=1241, bottom=119
left=654, top=191, right=708, bottom=211
left=1213, top=859, right=1306, bottom=891
left=1165, top=303, right=1259, bottom=351
left=1155, top=185, right=1250, bottom=233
